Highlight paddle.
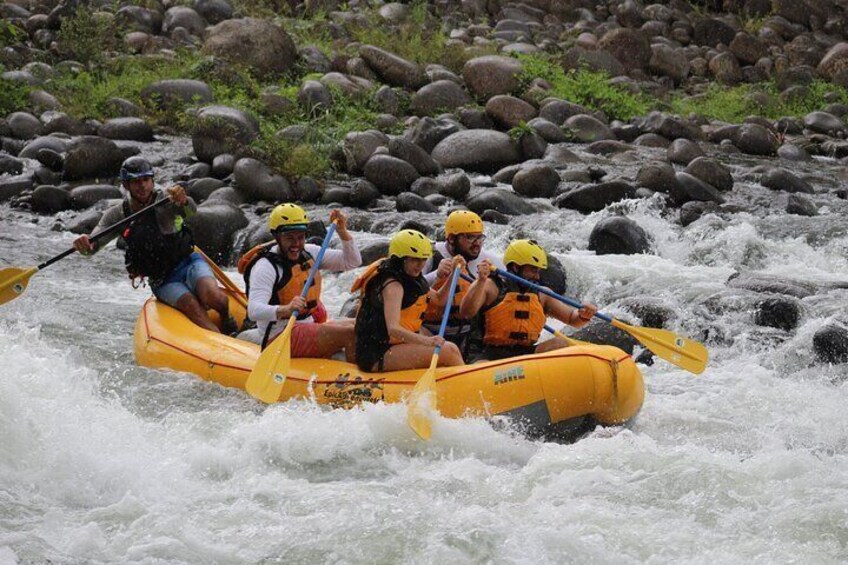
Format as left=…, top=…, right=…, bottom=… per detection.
left=455, top=271, right=588, bottom=348
left=245, top=223, right=337, bottom=403
left=494, top=268, right=708, bottom=375
left=0, top=197, right=170, bottom=307
left=194, top=246, right=247, bottom=309
left=544, top=324, right=590, bottom=347
left=407, top=265, right=463, bottom=440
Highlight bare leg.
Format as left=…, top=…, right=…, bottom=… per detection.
left=175, top=292, right=219, bottom=332
left=380, top=341, right=464, bottom=372
left=195, top=277, right=229, bottom=320
left=534, top=336, right=570, bottom=354
left=313, top=322, right=357, bottom=359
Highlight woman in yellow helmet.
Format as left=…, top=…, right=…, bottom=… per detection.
left=460, top=239, right=598, bottom=361
left=352, top=229, right=465, bottom=372
left=240, top=204, right=361, bottom=359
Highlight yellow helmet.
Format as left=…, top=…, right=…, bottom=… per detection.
left=445, top=210, right=483, bottom=237
left=269, top=203, right=309, bottom=232
left=503, top=239, right=547, bottom=269
left=389, top=229, right=433, bottom=259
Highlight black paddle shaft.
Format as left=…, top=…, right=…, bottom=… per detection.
left=37, top=198, right=170, bottom=271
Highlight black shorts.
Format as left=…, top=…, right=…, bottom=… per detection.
left=356, top=343, right=390, bottom=372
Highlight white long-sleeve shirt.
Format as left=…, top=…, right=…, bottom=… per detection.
left=247, top=240, right=361, bottom=341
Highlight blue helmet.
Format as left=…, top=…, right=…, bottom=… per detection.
left=120, top=157, right=154, bottom=181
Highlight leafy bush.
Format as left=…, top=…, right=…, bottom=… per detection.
left=516, top=53, right=652, bottom=121
left=0, top=78, right=30, bottom=115
left=57, top=7, right=123, bottom=66
left=0, top=19, right=26, bottom=48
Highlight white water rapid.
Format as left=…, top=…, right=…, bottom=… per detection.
left=1, top=143, right=847, bottom=563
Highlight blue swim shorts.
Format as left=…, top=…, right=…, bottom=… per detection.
left=151, top=252, right=215, bottom=307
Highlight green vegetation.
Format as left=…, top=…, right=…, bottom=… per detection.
left=45, top=50, right=398, bottom=178
left=0, top=19, right=26, bottom=48
left=348, top=1, right=487, bottom=72
left=507, top=121, right=533, bottom=141
left=670, top=81, right=848, bottom=123
left=515, top=53, right=653, bottom=121
left=0, top=77, right=30, bottom=116
left=57, top=7, right=123, bottom=66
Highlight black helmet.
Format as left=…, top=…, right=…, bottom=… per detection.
left=120, top=157, right=154, bottom=181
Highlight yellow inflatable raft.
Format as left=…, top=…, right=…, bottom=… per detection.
left=133, top=292, right=644, bottom=440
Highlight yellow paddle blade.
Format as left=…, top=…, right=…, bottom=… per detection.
left=611, top=319, right=708, bottom=375
left=552, top=328, right=592, bottom=347
left=245, top=316, right=296, bottom=403
left=0, top=267, right=37, bottom=306
left=407, top=354, right=439, bottom=440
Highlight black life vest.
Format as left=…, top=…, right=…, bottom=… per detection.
left=354, top=258, right=430, bottom=360
left=121, top=195, right=193, bottom=284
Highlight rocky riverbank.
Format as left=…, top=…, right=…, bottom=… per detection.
left=2, top=0, right=848, bottom=363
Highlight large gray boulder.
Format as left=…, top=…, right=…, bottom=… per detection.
left=465, top=187, right=540, bottom=216
left=410, top=80, right=471, bottom=116
left=340, top=130, right=389, bottom=174
left=363, top=154, right=420, bottom=195
left=431, top=130, right=520, bottom=173
left=734, top=123, right=780, bottom=156
left=30, top=185, right=70, bottom=214
left=760, top=168, right=814, bottom=194
left=191, top=105, right=259, bottom=163
left=63, top=136, right=126, bottom=181
left=813, top=323, right=848, bottom=365
left=98, top=117, right=154, bottom=141
left=203, top=18, right=297, bottom=76
left=187, top=201, right=248, bottom=262
left=162, top=6, right=207, bottom=37
left=588, top=216, right=651, bottom=255
left=512, top=164, right=559, bottom=198
left=140, top=79, right=214, bottom=110
left=406, top=117, right=463, bottom=153
left=555, top=180, right=637, bottom=213
left=359, top=45, right=425, bottom=89
left=321, top=179, right=380, bottom=208
left=388, top=137, right=440, bottom=176
left=485, top=95, right=537, bottom=129
left=68, top=184, right=122, bottom=209
left=462, top=55, right=523, bottom=99
left=18, top=136, right=70, bottom=160
left=232, top=157, right=292, bottom=202
left=684, top=157, right=733, bottom=192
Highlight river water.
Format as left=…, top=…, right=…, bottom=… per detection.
left=1, top=138, right=847, bottom=563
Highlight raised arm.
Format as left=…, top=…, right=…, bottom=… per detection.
left=459, top=260, right=496, bottom=319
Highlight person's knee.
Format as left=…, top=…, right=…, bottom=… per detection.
left=175, top=292, right=204, bottom=317
left=441, top=342, right=463, bottom=365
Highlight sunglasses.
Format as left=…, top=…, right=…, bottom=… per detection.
left=459, top=234, right=486, bottom=243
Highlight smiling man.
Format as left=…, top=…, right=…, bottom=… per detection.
left=421, top=210, right=504, bottom=355
left=73, top=156, right=235, bottom=334
left=241, top=203, right=361, bottom=359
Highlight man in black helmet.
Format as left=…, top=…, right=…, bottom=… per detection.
left=73, top=156, right=236, bottom=334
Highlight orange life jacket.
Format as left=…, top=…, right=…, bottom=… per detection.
left=238, top=241, right=323, bottom=321
left=422, top=263, right=473, bottom=328
left=350, top=258, right=430, bottom=338
left=482, top=277, right=546, bottom=347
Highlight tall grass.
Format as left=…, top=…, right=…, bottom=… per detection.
left=670, top=81, right=848, bottom=123
left=516, top=53, right=652, bottom=121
